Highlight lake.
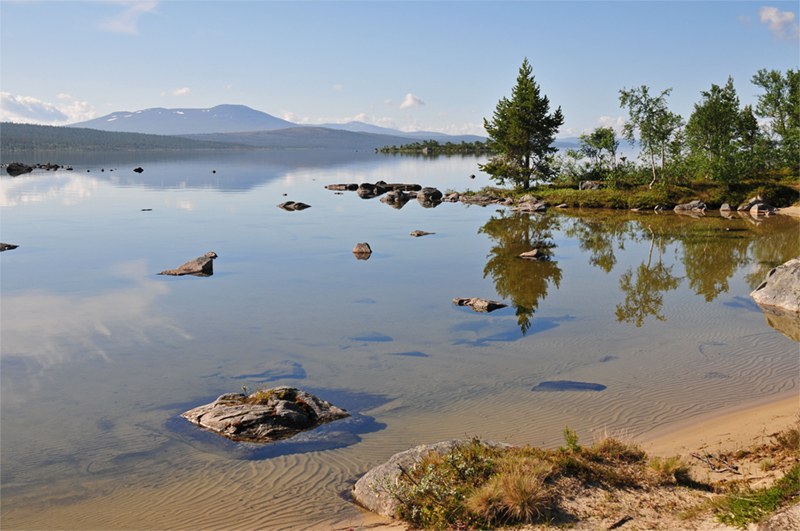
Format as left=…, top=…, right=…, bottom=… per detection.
left=1, top=150, right=797, bottom=529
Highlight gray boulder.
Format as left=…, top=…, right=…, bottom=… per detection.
left=750, top=203, right=775, bottom=215
left=750, top=258, right=800, bottom=313
left=325, top=183, right=359, bottom=191
left=674, top=200, right=707, bottom=212
left=720, top=203, right=731, bottom=211
left=352, top=439, right=510, bottom=518
left=159, top=252, right=217, bottom=276
left=738, top=195, right=770, bottom=212
left=357, top=183, right=387, bottom=199
left=417, top=187, right=443, bottom=206
left=0, top=243, right=19, bottom=252
left=181, top=386, right=349, bottom=443
left=519, top=249, right=545, bottom=260
left=410, top=230, right=434, bottom=237
left=453, top=297, right=508, bottom=312
left=579, top=180, right=603, bottom=190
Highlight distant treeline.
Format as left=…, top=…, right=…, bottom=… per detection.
left=377, top=139, right=492, bottom=154
left=0, top=123, right=252, bottom=152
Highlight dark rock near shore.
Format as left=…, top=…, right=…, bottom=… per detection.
left=6, top=162, right=33, bottom=177
left=325, top=183, right=359, bottom=191
left=380, top=190, right=414, bottom=207
left=159, top=252, right=217, bottom=276
left=357, top=182, right=387, bottom=199
left=352, top=439, right=511, bottom=518
left=417, top=187, right=443, bottom=207
left=0, top=243, right=19, bottom=252
left=133, top=167, right=144, bottom=173
left=453, top=297, right=508, bottom=312
left=750, top=258, right=800, bottom=313
left=181, top=386, right=350, bottom=443
left=277, top=201, right=311, bottom=211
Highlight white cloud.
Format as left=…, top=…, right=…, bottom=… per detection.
left=281, top=110, right=310, bottom=123
left=759, top=6, right=799, bottom=41
left=598, top=115, right=626, bottom=131
left=333, top=84, right=343, bottom=91
left=171, top=87, right=192, bottom=96
left=100, top=1, right=159, bottom=35
left=399, top=93, right=425, bottom=109
left=0, top=92, right=96, bottom=125
left=384, top=98, right=393, bottom=105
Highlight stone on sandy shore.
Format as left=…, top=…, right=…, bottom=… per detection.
left=674, top=200, right=706, bottom=212
left=159, top=252, right=217, bottom=276
left=181, top=386, right=349, bottom=443
left=352, top=439, right=510, bottom=518
left=750, top=258, right=800, bottom=313
left=453, top=297, right=507, bottom=312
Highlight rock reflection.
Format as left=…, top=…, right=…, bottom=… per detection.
left=479, top=212, right=562, bottom=335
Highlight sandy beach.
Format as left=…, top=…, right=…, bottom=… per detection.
left=332, top=394, right=799, bottom=530
left=777, top=205, right=800, bottom=217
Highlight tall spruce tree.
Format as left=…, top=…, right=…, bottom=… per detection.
left=480, top=58, right=564, bottom=189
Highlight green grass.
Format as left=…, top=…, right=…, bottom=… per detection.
left=713, top=464, right=799, bottom=529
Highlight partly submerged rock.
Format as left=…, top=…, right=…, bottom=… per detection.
left=410, top=230, right=434, bottom=237
left=352, top=242, right=372, bottom=260
left=750, top=258, right=800, bottom=313
left=532, top=380, right=607, bottom=392
left=133, top=167, right=144, bottom=173
left=0, top=243, right=19, bottom=252
left=181, top=386, right=349, bottom=443
left=159, top=252, right=217, bottom=276
left=417, top=187, right=443, bottom=206
left=5, top=162, right=33, bottom=177
left=325, top=183, right=359, bottom=191
left=453, top=297, right=507, bottom=312
left=352, top=439, right=511, bottom=518
left=756, top=304, right=800, bottom=342
left=277, top=201, right=311, bottom=211
left=519, top=249, right=546, bottom=260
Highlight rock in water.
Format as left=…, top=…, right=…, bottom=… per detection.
left=181, top=386, right=349, bottom=443
left=277, top=201, right=311, bottom=211
left=6, top=162, right=33, bottom=177
left=0, top=243, right=19, bottom=252
left=352, top=242, right=372, bottom=259
left=159, top=252, right=217, bottom=276
left=750, top=258, right=800, bottom=313
left=453, top=297, right=507, bottom=312
left=409, top=230, right=434, bottom=237
left=674, top=200, right=707, bottom=211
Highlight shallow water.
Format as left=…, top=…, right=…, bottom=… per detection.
left=1, top=150, right=797, bottom=529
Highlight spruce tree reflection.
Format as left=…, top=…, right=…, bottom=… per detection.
left=563, top=214, right=633, bottom=273
left=479, top=212, right=562, bottom=335
left=616, top=227, right=681, bottom=327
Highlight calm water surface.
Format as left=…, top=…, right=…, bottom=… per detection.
left=1, top=150, right=797, bottom=529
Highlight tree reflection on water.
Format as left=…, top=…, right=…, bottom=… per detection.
left=479, top=211, right=562, bottom=335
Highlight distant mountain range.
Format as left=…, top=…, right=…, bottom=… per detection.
left=69, top=104, right=487, bottom=144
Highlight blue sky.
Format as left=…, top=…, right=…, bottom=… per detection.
left=1, top=1, right=798, bottom=137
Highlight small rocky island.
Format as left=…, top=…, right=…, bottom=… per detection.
left=181, top=386, right=349, bottom=442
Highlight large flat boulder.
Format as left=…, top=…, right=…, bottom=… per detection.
left=181, top=386, right=349, bottom=443
left=750, top=258, right=800, bottom=313
left=159, top=252, right=217, bottom=276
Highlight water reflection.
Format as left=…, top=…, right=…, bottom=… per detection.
left=615, top=227, right=681, bottom=327
left=479, top=211, right=562, bottom=335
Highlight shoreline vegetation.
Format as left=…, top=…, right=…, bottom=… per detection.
left=376, top=139, right=492, bottom=154
left=338, top=396, right=798, bottom=531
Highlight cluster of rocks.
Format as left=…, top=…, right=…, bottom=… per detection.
left=4, top=162, right=63, bottom=176
left=181, top=386, right=349, bottom=443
